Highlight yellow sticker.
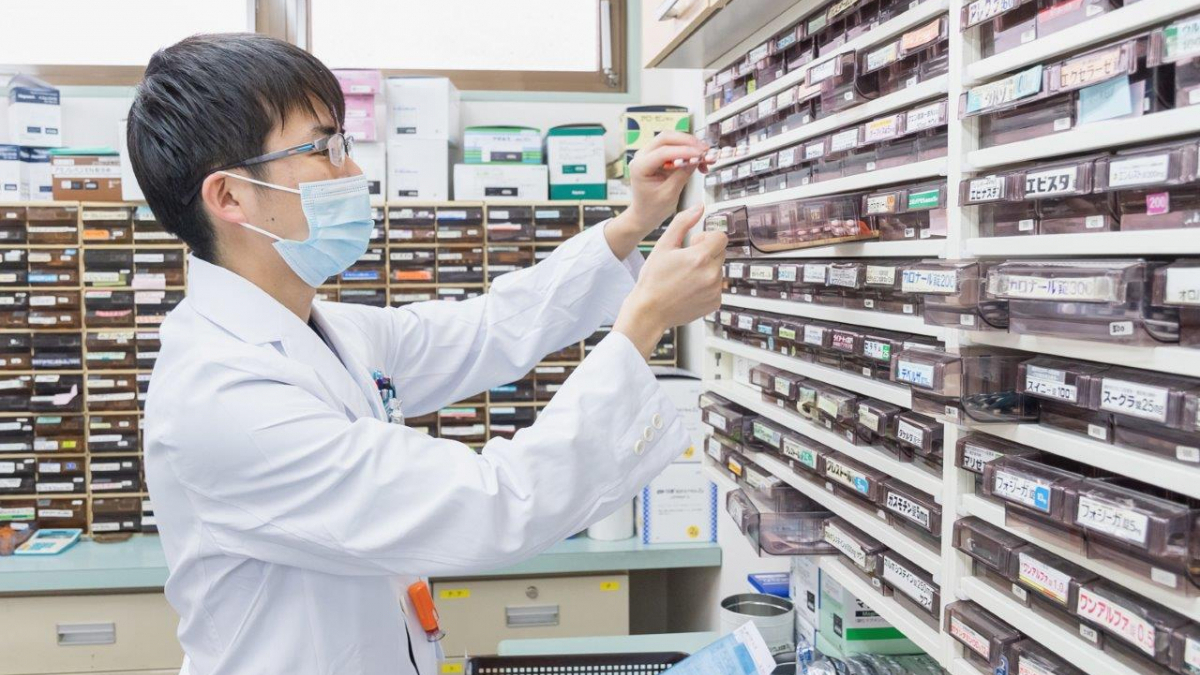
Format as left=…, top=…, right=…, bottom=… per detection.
left=687, top=525, right=701, bottom=539
left=600, top=581, right=621, bottom=591
left=441, top=664, right=464, bottom=673
left=681, top=446, right=695, bottom=459
left=439, top=589, right=471, bottom=600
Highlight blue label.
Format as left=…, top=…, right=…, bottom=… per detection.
left=341, top=270, right=379, bottom=281
left=28, top=274, right=57, bottom=283
left=1033, top=486, right=1051, bottom=512
left=853, top=477, right=870, bottom=494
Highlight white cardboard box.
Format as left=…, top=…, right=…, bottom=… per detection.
left=117, top=119, right=146, bottom=202
left=636, top=462, right=717, bottom=544
left=453, top=164, right=547, bottom=201
left=7, top=76, right=62, bottom=148
left=0, top=146, right=21, bottom=200
left=790, top=555, right=822, bottom=632
left=354, top=141, right=386, bottom=200
left=20, top=147, right=52, bottom=201
left=385, top=77, right=460, bottom=143
left=387, top=138, right=450, bottom=201
left=654, top=367, right=702, bottom=463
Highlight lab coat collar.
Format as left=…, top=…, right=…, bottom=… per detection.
left=186, top=254, right=301, bottom=345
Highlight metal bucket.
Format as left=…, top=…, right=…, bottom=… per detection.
left=719, top=593, right=795, bottom=657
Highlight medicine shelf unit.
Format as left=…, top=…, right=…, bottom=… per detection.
left=0, top=199, right=670, bottom=537
left=679, top=0, right=1200, bottom=669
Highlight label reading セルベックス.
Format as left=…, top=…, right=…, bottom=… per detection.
left=1098, top=378, right=1169, bottom=423
left=1075, top=494, right=1150, bottom=545
left=992, top=469, right=1052, bottom=512
left=1076, top=586, right=1156, bottom=656
left=1018, top=551, right=1072, bottom=605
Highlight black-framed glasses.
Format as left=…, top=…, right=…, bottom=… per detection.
left=181, top=133, right=355, bottom=205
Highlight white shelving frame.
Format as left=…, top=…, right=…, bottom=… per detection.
left=684, top=0, right=1200, bottom=669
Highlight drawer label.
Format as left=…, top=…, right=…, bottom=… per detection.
left=803, top=264, right=827, bottom=284
left=992, top=469, right=1052, bottom=512
left=824, top=521, right=868, bottom=570
left=862, top=339, right=891, bottom=362
left=895, top=419, right=925, bottom=447
left=1098, top=378, right=1169, bottom=423
left=749, top=265, right=774, bottom=281
left=858, top=406, right=881, bottom=432
left=882, top=556, right=934, bottom=611
left=907, top=101, right=946, bottom=133
left=1018, top=551, right=1072, bottom=605
left=894, top=360, right=934, bottom=388
left=864, top=116, right=900, bottom=143
left=828, top=266, right=859, bottom=288
left=752, top=421, right=782, bottom=449
left=964, top=65, right=1044, bottom=115
left=1162, top=267, right=1200, bottom=306
left=824, top=457, right=870, bottom=495
left=961, top=442, right=1001, bottom=474
left=901, top=268, right=958, bottom=294
left=950, top=615, right=991, bottom=660
left=705, top=411, right=728, bottom=432
left=777, top=266, right=798, bottom=283
left=866, top=195, right=898, bottom=215
left=885, top=489, right=930, bottom=529
left=1058, top=45, right=1126, bottom=92
left=865, top=265, right=896, bottom=286
left=830, top=129, right=860, bottom=153
left=438, top=588, right=471, bottom=600
left=1164, top=17, right=1200, bottom=61
left=1075, top=494, right=1149, bottom=545
left=1024, top=166, right=1078, bottom=197
left=1108, top=154, right=1171, bottom=187
left=994, top=274, right=1109, bottom=301
left=1076, top=586, right=1156, bottom=656
left=966, top=0, right=1019, bottom=26
left=803, top=325, right=825, bottom=346
left=865, top=42, right=899, bottom=72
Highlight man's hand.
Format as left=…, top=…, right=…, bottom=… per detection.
left=604, top=131, right=708, bottom=260
left=614, top=205, right=727, bottom=359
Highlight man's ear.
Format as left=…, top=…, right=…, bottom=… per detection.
left=200, top=172, right=250, bottom=230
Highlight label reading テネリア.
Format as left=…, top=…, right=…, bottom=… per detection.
left=886, top=489, right=930, bottom=529
left=993, top=470, right=1052, bottom=512
left=1024, top=166, right=1078, bottom=197
left=895, top=419, right=925, bottom=447
left=882, top=556, right=934, bottom=610
left=825, top=457, right=870, bottom=495
left=901, top=268, right=958, bottom=294
left=894, top=360, right=935, bottom=388
left=1108, top=153, right=1171, bottom=188
left=950, top=616, right=991, bottom=660
left=1163, top=267, right=1200, bottom=306
left=1098, top=378, right=1170, bottom=423
left=1075, top=494, right=1150, bottom=545
left=824, top=521, right=868, bottom=570
left=961, top=443, right=1002, bottom=474
left=1018, top=551, right=1072, bottom=605
left=1076, top=586, right=1156, bottom=656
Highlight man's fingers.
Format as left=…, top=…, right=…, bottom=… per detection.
left=654, top=205, right=705, bottom=252
left=693, top=227, right=728, bottom=258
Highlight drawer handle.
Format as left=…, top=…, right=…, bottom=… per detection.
left=505, top=605, right=559, bottom=628
left=57, top=622, right=116, bottom=646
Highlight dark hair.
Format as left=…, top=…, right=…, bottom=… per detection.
left=127, top=33, right=345, bottom=262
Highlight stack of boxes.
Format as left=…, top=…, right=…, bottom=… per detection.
left=2, top=75, right=59, bottom=201
left=386, top=77, right=459, bottom=201
left=332, top=69, right=386, bottom=201
left=455, top=126, right=548, bottom=200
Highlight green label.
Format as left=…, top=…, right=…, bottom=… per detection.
left=799, top=449, right=816, bottom=468
left=907, top=189, right=941, bottom=210
left=1165, top=18, right=1200, bottom=60
left=778, top=328, right=796, bottom=340
left=563, top=164, right=587, bottom=174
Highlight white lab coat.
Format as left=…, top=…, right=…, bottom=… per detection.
left=143, top=223, right=689, bottom=675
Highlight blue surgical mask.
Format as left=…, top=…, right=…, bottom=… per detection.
left=221, top=171, right=373, bottom=287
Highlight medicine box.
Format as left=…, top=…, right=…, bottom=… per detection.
left=654, top=368, right=703, bottom=463
left=354, top=142, right=385, bottom=200
left=622, top=105, right=691, bottom=171
left=385, top=77, right=461, bottom=143
left=50, top=152, right=123, bottom=202
left=0, top=146, right=20, bottom=201
left=820, top=571, right=922, bottom=655
left=546, top=124, right=607, bottom=200
left=453, top=164, right=548, bottom=201
left=20, top=147, right=52, bottom=202
left=464, top=126, right=542, bottom=164
left=636, top=462, right=717, bottom=544
left=791, top=555, right=822, bottom=631
left=386, top=138, right=450, bottom=201
left=7, top=76, right=62, bottom=148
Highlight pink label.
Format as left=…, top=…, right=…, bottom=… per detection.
left=1147, top=192, right=1171, bottom=216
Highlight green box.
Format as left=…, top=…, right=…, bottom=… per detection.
left=546, top=124, right=607, bottom=200
left=463, top=126, right=542, bottom=164
left=819, top=574, right=922, bottom=656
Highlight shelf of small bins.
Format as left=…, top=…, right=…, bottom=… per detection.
left=967, top=107, right=1200, bottom=172
left=708, top=76, right=951, bottom=171
left=708, top=334, right=913, bottom=406
left=965, top=0, right=1200, bottom=85
left=721, top=292, right=945, bottom=338
left=966, top=228, right=1200, bottom=258
left=706, top=0, right=952, bottom=126
left=962, top=329, right=1200, bottom=379
left=707, top=379, right=944, bottom=577
left=958, top=577, right=1146, bottom=675
left=959, top=493, right=1200, bottom=618
left=819, top=555, right=948, bottom=662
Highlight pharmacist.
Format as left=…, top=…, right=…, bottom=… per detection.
left=127, top=33, right=723, bottom=675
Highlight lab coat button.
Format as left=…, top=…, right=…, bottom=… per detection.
left=634, top=439, right=645, bottom=455
left=651, top=413, right=664, bottom=429
left=642, top=427, right=654, bottom=442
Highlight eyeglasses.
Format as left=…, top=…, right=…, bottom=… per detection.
left=181, top=132, right=355, bottom=205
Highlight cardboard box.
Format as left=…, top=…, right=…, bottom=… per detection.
left=117, top=120, right=145, bottom=202
left=622, top=105, right=690, bottom=171
left=387, top=138, right=450, bottom=201
left=20, top=147, right=52, bottom=201
left=654, top=367, right=702, bottom=463
left=464, top=126, right=542, bottom=164
left=791, top=556, right=822, bottom=633
left=333, top=69, right=382, bottom=96
left=453, top=164, right=547, bottom=201
left=636, top=462, right=717, bottom=544
left=547, top=124, right=607, bottom=200
left=819, top=574, right=922, bottom=655
left=0, top=146, right=20, bottom=201
left=50, top=153, right=122, bottom=202
left=386, top=77, right=460, bottom=143
left=7, top=76, right=62, bottom=148
left=354, top=141, right=386, bottom=199
left=344, top=95, right=379, bottom=142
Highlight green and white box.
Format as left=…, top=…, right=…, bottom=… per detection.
left=819, top=574, right=922, bottom=655
left=464, top=126, right=542, bottom=164
left=546, top=124, right=607, bottom=200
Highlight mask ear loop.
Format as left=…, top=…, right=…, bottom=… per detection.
left=218, top=171, right=301, bottom=242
